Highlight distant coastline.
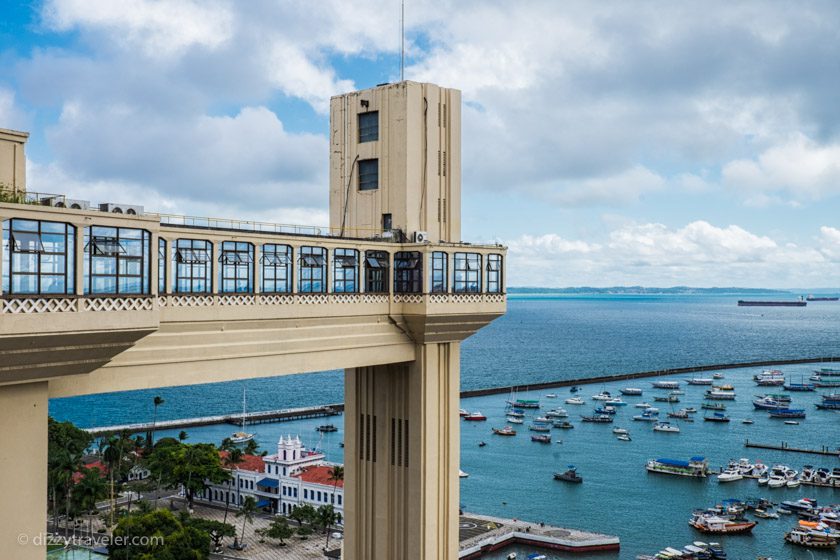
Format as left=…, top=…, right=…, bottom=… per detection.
left=508, top=286, right=797, bottom=295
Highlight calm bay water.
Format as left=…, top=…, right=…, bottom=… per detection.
left=50, top=294, right=840, bottom=559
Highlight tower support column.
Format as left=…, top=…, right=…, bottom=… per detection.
left=344, top=342, right=460, bottom=560
left=0, top=381, right=49, bottom=560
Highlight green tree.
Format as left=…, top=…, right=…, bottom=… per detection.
left=146, top=441, right=229, bottom=509
left=221, top=448, right=244, bottom=528
left=48, top=418, right=92, bottom=535
left=260, top=517, right=294, bottom=546
left=109, top=509, right=210, bottom=560
left=182, top=515, right=235, bottom=552
left=243, top=439, right=259, bottom=456
left=178, top=430, right=189, bottom=442
left=73, top=467, right=108, bottom=536
left=235, top=496, right=259, bottom=549
left=289, top=503, right=317, bottom=527
left=317, top=505, right=342, bottom=549
left=297, top=525, right=313, bottom=539
left=151, top=395, right=165, bottom=445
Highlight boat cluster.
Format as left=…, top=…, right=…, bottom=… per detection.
left=717, top=458, right=840, bottom=488
left=636, top=541, right=727, bottom=560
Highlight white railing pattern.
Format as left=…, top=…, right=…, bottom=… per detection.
left=2, top=292, right=505, bottom=313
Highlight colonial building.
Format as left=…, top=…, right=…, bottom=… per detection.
left=197, top=435, right=345, bottom=520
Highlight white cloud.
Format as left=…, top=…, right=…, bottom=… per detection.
left=42, top=0, right=234, bottom=57
left=539, top=166, right=666, bottom=206
left=819, top=226, right=840, bottom=262
left=0, top=89, right=29, bottom=131
left=507, top=221, right=832, bottom=288
left=723, top=133, right=840, bottom=203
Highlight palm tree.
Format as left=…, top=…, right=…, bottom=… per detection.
left=235, top=496, right=258, bottom=550
left=151, top=396, right=164, bottom=445
left=318, top=505, right=342, bottom=550
left=74, top=468, right=108, bottom=537
left=221, top=448, right=244, bottom=529
left=325, top=465, right=344, bottom=550
left=178, top=430, right=188, bottom=442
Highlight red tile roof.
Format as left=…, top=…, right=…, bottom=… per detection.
left=73, top=460, right=107, bottom=484
left=294, top=465, right=344, bottom=488
left=219, top=451, right=265, bottom=473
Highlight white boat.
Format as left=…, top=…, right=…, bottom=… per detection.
left=717, top=469, right=743, bottom=482
left=506, top=416, right=524, bottom=424
left=687, top=378, right=713, bottom=385
left=620, top=387, right=643, bottom=396
left=767, top=476, right=787, bottom=488
left=565, top=397, right=585, bottom=405
left=605, top=397, right=627, bottom=406
left=459, top=469, right=469, bottom=478
left=651, top=380, right=680, bottom=389
left=545, top=393, right=558, bottom=399
left=786, top=479, right=800, bottom=488
left=634, top=410, right=659, bottom=421
left=712, top=373, right=724, bottom=379
left=653, top=421, right=680, bottom=433
left=545, top=408, right=568, bottom=418
left=592, top=391, right=613, bottom=401
left=612, top=427, right=629, bottom=435
left=635, top=402, right=652, bottom=408
left=757, top=476, right=769, bottom=485
left=230, top=388, right=255, bottom=444
left=616, top=434, right=631, bottom=441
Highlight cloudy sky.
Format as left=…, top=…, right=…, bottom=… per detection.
left=2, top=0, right=839, bottom=288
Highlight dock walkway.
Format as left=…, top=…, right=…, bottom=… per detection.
left=85, top=404, right=343, bottom=436
left=745, top=439, right=840, bottom=457
left=458, top=512, right=619, bottom=558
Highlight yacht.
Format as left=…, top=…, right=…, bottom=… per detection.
left=653, top=421, right=680, bottom=433
left=230, top=388, right=255, bottom=444
left=687, top=378, right=713, bottom=385
left=705, top=390, right=736, bottom=400
left=717, top=469, right=743, bottom=483
left=505, top=416, right=524, bottom=424
left=545, top=408, right=569, bottom=418
left=616, top=434, right=631, bottom=441
left=646, top=456, right=709, bottom=477
left=689, top=512, right=756, bottom=534
left=651, top=380, right=681, bottom=389
left=544, top=393, right=558, bottom=399
left=605, top=397, right=627, bottom=406
left=635, top=402, right=653, bottom=408
left=592, top=391, right=613, bottom=401
left=565, top=397, right=585, bottom=405
left=634, top=410, right=660, bottom=421
left=464, top=411, right=487, bottom=421
left=459, top=469, right=469, bottom=478
left=752, top=395, right=787, bottom=409
left=620, top=387, right=643, bottom=396
left=492, top=426, right=516, bottom=436
left=612, top=427, right=629, bottom=435
left=754, top=369, right=785, bottom=386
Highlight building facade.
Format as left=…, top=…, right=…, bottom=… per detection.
left=197, top=436, right=345, bottom=519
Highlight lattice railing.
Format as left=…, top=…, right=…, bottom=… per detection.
left=84, top=297, right=154, bottom=312
left=1, top=297, right=77, bottom=314
left=393, top=294, right=424, bottom=304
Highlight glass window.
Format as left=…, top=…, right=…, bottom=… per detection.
left=261, top=244, right=292, bottom=293
left=158, top=238, right=167, bottom=294
left=394, top=251, right=423, bottom=294
left=299, top=246, right=327, bottom=293
left=454, top=252, right=481, bottom=293
left=333, top=248, right=359, bottom=293
left=84, top=226, right=151, bottom=294
left=358, top=159, right=379, bottom=191
left=486, top=254, right=503, bottom=293
left=430, top=252, right=448, bottom=293
left=364, top=250, right=389, bottom=293
left=358, top=111, right=379, bottom=142
left=219, top=241, right=254, bottom=293
left=3, top=219, right=75, bottom=295
left=173, top=239, right=212, bottom=293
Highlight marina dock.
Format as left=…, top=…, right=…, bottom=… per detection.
left=744, top=439, right=840, bottom=457
left=85, top=404, right=343, bottom=436
left=458, top=512, right=620, bottom=558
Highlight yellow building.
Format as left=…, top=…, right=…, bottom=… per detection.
left=0, top=81, right=506, bottom=559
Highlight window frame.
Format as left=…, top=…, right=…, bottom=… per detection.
left=158, top=238, right=167, bottom=294
left=173, top=239, right=213, bottom=293
left=84, top=226, right=151, bottom=295
left=430, top=251, right=448, bottom=293
left=453, top=252, right=482, bottom=293
left=2, top=218, right=76, bottom=295
left=486, top=253, right=503, bottom=293
left=261, top=244, right=293, bottom=293
left=394, top=251, right=423, bottom=294
left=364, top=250, right=389, bottom=293
left=298, top=246, right=327, bottom=293
left=358, top=111, right=379, bottom=143
left=333, top=248, right=359, bottom=293
left=358, top=158, right=379, bottom=191
left=219, top=241, right=254, bottom=293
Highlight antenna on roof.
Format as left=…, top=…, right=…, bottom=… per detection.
left=400, top=0, right=405, bottom=82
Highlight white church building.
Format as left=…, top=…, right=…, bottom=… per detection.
left=196, top=435, right=344, bottom=519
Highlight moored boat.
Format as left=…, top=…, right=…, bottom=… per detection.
left=717, top=469, right=743, bottom=483
left=701, top=402, right=726, bottom=411
left=705, top=390, right=736, bottom=400
left=565, top=397, right=585, bottom=405
left=687, top=377, right=713, bottom=385
left=784, top=527, right=838, bottom=548
left=703, top=412, right=730, bottom=422
left=553, top=421, right=574, bottom=429
left=814, top=367, right=840, bottom=377
left=464, top=411, right=487, bottom=421
left=531, top=434, right=552, bottom=444
left=654, top=394, right=680, bottom=403
left=633, top=410, right=660, bottom=421
left=620, top=387, right=643, bottom=396
left=492, top=426, right=516, bottom=436
left=581, top=414, right=613, bottom=423
left=768, top=408, right=806, bottom=419
left=653, top=421, right=680, bottom=433
left=506, top=416, right=524, bottom=424
left=528, top=423, right=551, bottom=432
left=554, top=466, right=583, bottom=483
left=689, top=512, right=756, bottom=533
left=652, top=380, right=681, bottom=389
left=646, top=456, right=709, bottom=477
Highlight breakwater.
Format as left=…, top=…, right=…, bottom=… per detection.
left=459, top=356, right=840, bottom=398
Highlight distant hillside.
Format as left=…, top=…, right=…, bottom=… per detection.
left=508, top=286, right=794, bottom=295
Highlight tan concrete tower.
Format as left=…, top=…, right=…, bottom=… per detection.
left=0, top=128, right=28, bottom=196
left=330, top=81, right=461, bottom=243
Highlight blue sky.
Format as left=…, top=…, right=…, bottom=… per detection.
left=1, top=1, right=839, bottom=287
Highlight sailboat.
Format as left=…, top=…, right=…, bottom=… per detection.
left=230, top=388, right=255, bottom=444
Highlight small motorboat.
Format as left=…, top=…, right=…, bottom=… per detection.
left=569, top=386, right=580, bottom=393
left=612, top=427, right=629, bottom=435
left=635, top=402, right=653, bottom=408
left=786, top=479, right=801, bottom=488
left=316, top=424, right=338, bottom=432
left=653, top=421, right=680, bottom=433
left=506, top=554, right=517, bottom=560
left=506, top=416, right=524, bottom=424
left=757, top=476, right=770, bottom=485
left=554, top=466, right=583, bottom=483
left=478, top=441, right=487, bottom=447
left=616, top=434, right=631, bottom=441
left=529, top=423, right=551, bottom=432
left=753, top=508, right=779, bottom=519
left=565, top=397, right=585, bottom=405
left=464, top=411, right=487, bottom=421
left=553, top=421, right=574, bottom=429
left=784, top=420, right=800, bottom=425
left=742, top=419, right=754, bottom=424
left=713, top=372, right=725, bottom=379
left=592, top=391, right=612, bottom=401
left=620, top=387, right=643, bottom=396
left=717, top=469, right=743, bottom=483
left=703, top=412, right=730, bottom=422
left=545, top=393, right=558, bottom=399
left=492, top=426, right=516, bottom=436
left=459, top=469, right=469, bottom=478
left=459, top=408, right=469, bottom=417
left=526, top=554, right=547, bottom=560
left=531, top=434, right=552, bottom=444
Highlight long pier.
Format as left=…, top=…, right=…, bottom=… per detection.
left=744, top=439, right=840, bottom=457
left=459, top=356, right=840, bottom=398
left=86, top=404, right=343, bottom=436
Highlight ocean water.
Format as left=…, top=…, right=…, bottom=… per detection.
left=50, top=295, right=840, bottom=559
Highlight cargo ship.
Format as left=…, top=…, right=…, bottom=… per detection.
left=737, top=299, right=806, bottom=307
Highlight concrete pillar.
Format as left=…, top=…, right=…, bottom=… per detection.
left=344, top=342, right=460, bottom=560
left=0, top=381, right=49, bottom=560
